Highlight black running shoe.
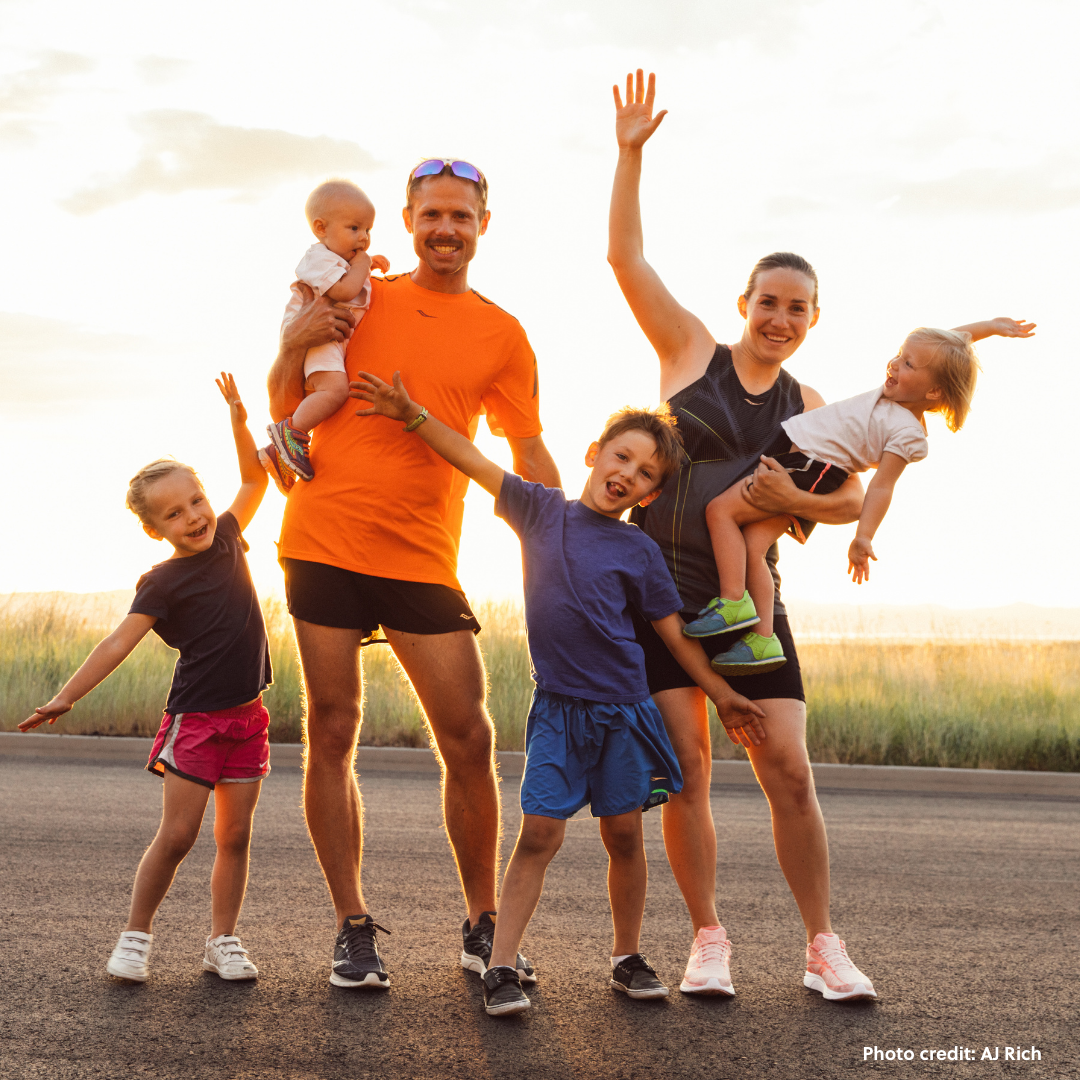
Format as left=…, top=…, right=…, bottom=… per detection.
left=330, top=914, right=390, bottom=989
left=610, top=954, right=669, bottom=999
left=483, top=965, right=531, bottom=1016
left=461, top=910, right=536, bottom=984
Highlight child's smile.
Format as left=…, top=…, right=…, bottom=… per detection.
left=142, top=473, right=218, bottom=557
left=582, top=431, right=665, bottom=518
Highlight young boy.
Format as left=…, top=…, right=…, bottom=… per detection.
left=353, top=370, right=767, bottom=1016
left=261, top=179, right=390, bottom=492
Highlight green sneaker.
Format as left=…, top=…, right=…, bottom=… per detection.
left=710, top=631, right=787, bottom=676
left=683, top=591, right=760, bottom=638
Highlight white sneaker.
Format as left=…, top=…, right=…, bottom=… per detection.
left=679, top=924, right=735, bottom=996
left=106, top=931, right=152, bottom=982
left=203, top=935, right=259, bottom=980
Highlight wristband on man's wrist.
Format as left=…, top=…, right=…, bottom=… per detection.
left=403, top=406, right=429, bottom=433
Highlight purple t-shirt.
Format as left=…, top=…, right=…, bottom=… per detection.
left=496, top=473, right=682, bottom=703
left=129, top=511, right=272, bottom=714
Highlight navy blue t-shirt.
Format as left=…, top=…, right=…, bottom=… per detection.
left=129, top=511, right=272, bottom=714
left=496, top=473, right=683, bottom=703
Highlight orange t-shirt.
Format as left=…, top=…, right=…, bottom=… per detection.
left=278, top=274, right=542, bottom=589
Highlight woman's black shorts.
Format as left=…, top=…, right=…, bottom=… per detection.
left=632, top=607, right=805, bottom=702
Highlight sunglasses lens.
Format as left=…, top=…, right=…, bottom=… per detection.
left=411, top=159, right=446, bottom=179
left=450, top=160, right=482, bottom=183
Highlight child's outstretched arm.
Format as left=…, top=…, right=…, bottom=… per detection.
left=19, top=614, right=158, bottom=730
left=952, top=317, right=1035, bottom=342
left=352, top=371, right=507, bottom=498
left=650, top=615, right=767, bottom=746
left=216, top=372, right=268, bottom=531
left=847, top=451, right=907, bottom=584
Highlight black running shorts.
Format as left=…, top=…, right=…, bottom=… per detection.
left=283, top=559, right=481, bottom=637
left=632, top=607, right=805, bottom=702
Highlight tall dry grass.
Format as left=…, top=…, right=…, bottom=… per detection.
left=2, top=594, right=1078, bottom=770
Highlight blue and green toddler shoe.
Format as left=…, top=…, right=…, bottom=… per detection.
left=683, top=591, right=760, bottom=638
left=709, top=631, right=787, bottom=676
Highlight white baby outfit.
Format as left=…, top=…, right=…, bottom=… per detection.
left=281, top=243, right=373, bottom=378
left=781, top=386, right=929, bottom=473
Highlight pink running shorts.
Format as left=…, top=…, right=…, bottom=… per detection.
left=147, top=697, right=271, bottom=788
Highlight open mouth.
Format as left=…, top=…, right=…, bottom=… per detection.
left=187, top=524, right=208, bottom=540
left=606, top=481, right=627, bottom=499
left=762, top=333, right=790, bottom=344
left=430, top=243, right=460, bottom=256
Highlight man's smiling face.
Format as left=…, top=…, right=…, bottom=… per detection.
left=403, top=174, right=490, bottom=285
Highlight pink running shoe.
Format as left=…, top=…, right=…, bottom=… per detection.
left=679, top=925, right=734, bottom=996
left=804, top=933, right=877, bottom=1001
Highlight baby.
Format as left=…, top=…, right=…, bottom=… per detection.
left=261, top=179, right=389, bottom=492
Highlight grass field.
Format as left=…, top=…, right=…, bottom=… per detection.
left=2, top=594, right=1078, bottom=771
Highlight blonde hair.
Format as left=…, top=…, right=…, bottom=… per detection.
left=305, top=179, right=371, bottom=227
left=907, top=327, right=981, bottom=432
left=597, top=404, right=684, bottom=487
left=126, top=459, right=200, bottom=524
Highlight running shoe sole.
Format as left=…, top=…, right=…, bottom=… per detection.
left=683, top=615, right=760, bottom=638
left=679, top=976, right=735, bottom=996
left=610, top=979, right=669, bottom=1000
left=486, top=996, right=531, bottom=1016
left=329, top=970, right=390, bottom=989
left=268, top=425, right=313, bottom=482
left=202, top=960, right=257, bottom=981
left=803, top=972, right=876, bottom=1001
left=710, top=656, right=787, bottom=677
left=462, top=949, right=538, bottom=985
left=105, top=959, right=148, bottom=982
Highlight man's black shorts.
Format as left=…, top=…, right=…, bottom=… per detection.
left=283, top=559, right=481, bottom=637
left=631, top=607, right=805, bottom=702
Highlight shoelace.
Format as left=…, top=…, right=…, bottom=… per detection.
left=341, top=920, right=391, bottom=964
left=815, top=939, right=860, bottom=979
left=487, top=966, right=520, bottom=988
left=695, top=935, right=731, bottom=967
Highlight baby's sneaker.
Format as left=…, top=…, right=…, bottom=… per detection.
left=804, top=933, right=876, bottom=1001
left=268, top=418, right=314, bottom=482
left=259, top=444, right=297, bottom=496
left=710, top=631, right=787, bottom=676
left=106, top=930, right=152, bottom=982
left=679, top=925, right=734, bottom=996
left=683, top=592, right=760, bottom=638
left=203, top=934, right=259, bottom=980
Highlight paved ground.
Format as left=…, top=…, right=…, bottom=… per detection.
left=1, top=758, right=1077, bottom=1080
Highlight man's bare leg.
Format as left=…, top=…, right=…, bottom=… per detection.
left=293, top=618, right=368, bottom=924
left=384, top=627, right=499, bottom=924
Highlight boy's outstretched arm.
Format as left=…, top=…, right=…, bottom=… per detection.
left=352, top=371, right=507, bottom=498
left=19, top=614, right=157, bottom=730
left=650, top=615, right=767, bottom=746
left=952, top=317, right=1035, bottom=342
left=216, top=372, right=268, bottom=531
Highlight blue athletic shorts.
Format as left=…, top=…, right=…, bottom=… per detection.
left=520, top=688, right=684, bottom=820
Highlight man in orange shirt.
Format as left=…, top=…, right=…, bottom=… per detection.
left=267, top=161, right=561, bottom=990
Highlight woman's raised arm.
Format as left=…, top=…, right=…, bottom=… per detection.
left=608, top=70, right=715, bottom=392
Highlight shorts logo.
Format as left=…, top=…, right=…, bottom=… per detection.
left=460, top=613, right=473, bottom=620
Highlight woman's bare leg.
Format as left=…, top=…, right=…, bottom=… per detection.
left=743, top=517, right=791, bottom=638
left=653, top=686, right=719, bottom=932
left=210, top=780, right=263, bottom=938
left=745, top=698, right=831, bottom=942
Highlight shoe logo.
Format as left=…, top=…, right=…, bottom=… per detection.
left=417, top=309, right=437, bottom=318
left=459, top=613, right=473, bottom=620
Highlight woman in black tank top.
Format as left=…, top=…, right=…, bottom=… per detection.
left=607, top=71, right=878, bottom=1001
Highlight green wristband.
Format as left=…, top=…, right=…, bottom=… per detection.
left=403, top=406, right=429, bottom=433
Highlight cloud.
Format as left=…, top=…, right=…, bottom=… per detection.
left=0, top=51, right=93, bottom=145
left=0, top=313, right=154, bottom=403
left=135, top=56, right=193, bottom=86
left=62, top=110, right=379, bottom=214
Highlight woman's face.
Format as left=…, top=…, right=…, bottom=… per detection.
left=737, top=268, right=819, bottom=364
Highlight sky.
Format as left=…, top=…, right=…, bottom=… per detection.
left=2, top=0, right=1078, bottom=609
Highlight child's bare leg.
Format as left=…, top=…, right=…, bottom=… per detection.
left=291, top=370, right=350, bottom=432
left=209, top=779, right=262, bottom=938
left=489, top=814, right=566, bottom=970
left=743, top=517, right=791, bottom=638
left=126, top=771, right=211, bottom=933
left=599, top=810, right=647, bottom=956
left=705, top=485, right=778, bottom=601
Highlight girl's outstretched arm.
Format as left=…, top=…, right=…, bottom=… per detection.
left=351, top=371, right=506, bottom=498
left=847, top=452, right=907, bottom=584
left=952, top=317, right=1036, bottom=342
left=216, top=372, right=268, bottom=531
left=19, top=613, right=158, bottom=730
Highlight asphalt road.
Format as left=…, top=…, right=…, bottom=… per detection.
left=1, top=758, right=1077, bottom=1080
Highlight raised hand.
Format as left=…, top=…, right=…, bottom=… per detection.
left=986, top=317, right=1036, bottom=338
left=19, top=697, right=72, bottom=731
left=352, top=370, right=415, bottom=422
left=215, top=371, right=248, bottom=425
left=613, top=69, right=667, bottom=150
left=848, top=536, right=876, bottom=584
left=370, top=254, right=391, bottom=274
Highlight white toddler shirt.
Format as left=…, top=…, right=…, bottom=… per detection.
left=781, top=386, right=929, bottom=474
left=281, top=243, right=373, bottom=378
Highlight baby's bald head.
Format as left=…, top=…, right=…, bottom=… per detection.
left=305, top=179, right=374, bottom=228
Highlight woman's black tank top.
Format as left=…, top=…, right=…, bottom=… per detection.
left=634, top=344, right=805, bottom=615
